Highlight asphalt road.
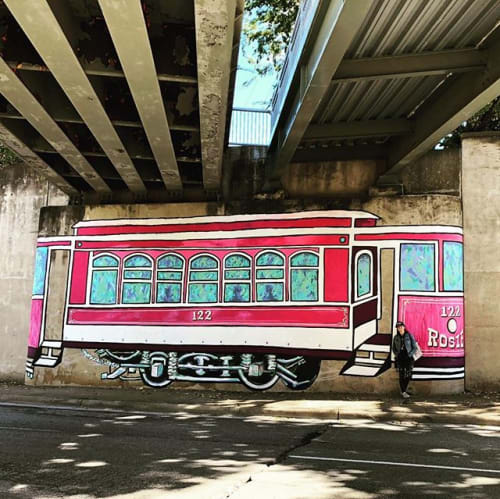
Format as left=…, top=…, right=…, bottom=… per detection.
left=0, top=404, right=499, bottom=498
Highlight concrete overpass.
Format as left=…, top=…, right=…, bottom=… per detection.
left=0, top=0, right=498, bottom=201
left=0, top=0, right=243, bottom=202
left=267, top=0, right=500, bottom=187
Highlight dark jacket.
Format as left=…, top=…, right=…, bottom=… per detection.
left=393, top=331, right=417, bottom=367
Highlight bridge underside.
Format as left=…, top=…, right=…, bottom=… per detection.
left=0, top=0, right=242, bottom=202
left=268, top=0, right=500, bottom=187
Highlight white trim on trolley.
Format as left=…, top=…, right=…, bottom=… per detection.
left=62, top=324, right=354, bottom=351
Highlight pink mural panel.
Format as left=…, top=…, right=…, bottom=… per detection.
left=28, top=299, right=44, bottom=348
left=398, top=296, right=464, bottom=357
left=69, top=252, right=89, bottom=304
left=324, top=249, right=349, bottom=302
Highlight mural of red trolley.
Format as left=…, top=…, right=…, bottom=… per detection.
left=26, top=210, right=464, bottom=390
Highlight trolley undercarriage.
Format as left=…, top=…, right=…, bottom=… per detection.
left=91, top=349, right=322, bottom=391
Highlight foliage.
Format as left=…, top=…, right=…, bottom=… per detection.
left=0, top=143, right=20, bottom=168
left=440, top=96, right=500, bottom=148
left=243, top=0, right=299, bottom=76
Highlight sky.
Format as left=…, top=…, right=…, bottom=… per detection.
left=232, top=16, right=278, bottom=111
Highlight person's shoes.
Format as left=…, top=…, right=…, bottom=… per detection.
left=402, top=392, right=411, bottom=399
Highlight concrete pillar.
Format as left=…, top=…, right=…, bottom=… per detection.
left=462, top=132, right=500, bottom=391
left=0, top=163, right=67, bottom=382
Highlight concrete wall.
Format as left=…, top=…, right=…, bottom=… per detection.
left=0, top=148, right=471, bottom=395
left=462, top=132, right=500, bottom=391
left=0, top=163, right=67, bottom=382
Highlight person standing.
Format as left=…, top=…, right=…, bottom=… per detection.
left=392, top=321, right=418, bottom=399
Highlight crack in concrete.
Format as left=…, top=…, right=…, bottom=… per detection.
left=223, top=424, right=331, bottom=498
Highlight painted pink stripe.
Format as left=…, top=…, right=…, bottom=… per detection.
left=37, top=240, right=71, bottom=247
left=356, top=233, right=463, bottom=242
left=67, top=306, right=350, bottom=328
left=77, top=218, right=353, bottom=236
left=28, top=299, right=44, bottom=348
left=79, top=235, right=349, bottom=250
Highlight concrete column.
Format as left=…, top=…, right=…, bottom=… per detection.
left=0, top=164, right=67, bottom=382
left=462, top=132, right=500, bottom=391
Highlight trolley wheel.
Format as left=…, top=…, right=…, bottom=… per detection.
left=140, top=352, right=173, bottom=388
left=238, top=355, right=279, bottom=391
left=277, top=357, right=321, bottom=391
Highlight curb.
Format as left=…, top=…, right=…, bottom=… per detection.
left=1, top=396, right=499, bottom=425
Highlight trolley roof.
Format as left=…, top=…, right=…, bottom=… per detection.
left=73, top=210, right=379, bottom=236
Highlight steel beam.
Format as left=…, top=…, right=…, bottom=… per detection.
left=5, top=0, right=146, bottom=193
left=0, top=57, right=109, bottom=193
left=385, top=31, right=500, bottom=176
left=303, top=119, right=412, bottom=141
left=334, top=48, right=486, bottom=82
left=98, top=0, right=182, bottom=191
left=0, top=111, right=198, bottom=133
left=33, top=147, right=201, bottom=164
left=0, top=122, right=78, bottom=196
left=194, top=0, right=236, bottom=190
left=8, top=60, right=197, bottom=85
left=271, top=0, right=375, bottom=179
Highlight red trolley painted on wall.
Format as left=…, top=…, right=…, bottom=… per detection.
left=27, top=210, right=464, bottom=390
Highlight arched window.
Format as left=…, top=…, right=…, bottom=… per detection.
left=90, top=254, right=119, bottom=304
left=290, top=252, right=319, bottom=302
left=122, top=254, right=153, bottom=304
left=188, top=255, right=219, bottom=303
left=157, top=253, right=184, bottom=303
left=224, top=253, right=251, bottom=302
left=255, top=251, right=284, bottom=302
left=356, top=251, right=372, bottom=299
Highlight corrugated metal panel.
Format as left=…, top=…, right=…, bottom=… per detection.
left=312, top=0, right=500, bottom=126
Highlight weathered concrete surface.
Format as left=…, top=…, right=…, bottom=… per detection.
left=194, top=0, right=238, bottom=190
left=462, top=132, right=500, bottom=391
left=401, top=148, right=461, bottom=195
left=283, top=160, right=385, bottom=198
left=0, top=163, right=67, bottom=382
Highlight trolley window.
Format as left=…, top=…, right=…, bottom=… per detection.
left=157, top=254, right=184, bottom=303
left=122, top=254, right=152, bottom=304
left=90, top=254, right=119, bottom=304
left=355, top=252, right=372, bottom=299
left=224, top=254, right=251, bottom=302
left=443, top=241, right=463, bottom=291
left=290, top=252, right=319, bottom=301
left=400, top=243, right=435, bottom=291
left=256, top=251, right=284, bottom=302
left=188, top=255, right=219, bottom=303
left=33, top=247, right=49, bottom=296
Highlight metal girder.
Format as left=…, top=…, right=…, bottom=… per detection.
left=98, top=0, right=182, bottom=192
left=385, top=31, right=500, bottom=175
left=4, top=0, right=146, bottom=193
left=194, top=0, right=236, bottom=191
left=33, top=147, right=201, bottom=164
left=303, top=119, right=412, bottom=141
left=272, top=0, right=375, bottom=178
left=334, top=48, right=486, bottom=82
left=0, top=111, right=199, bottom=133
left=0, top=122, right=78, bottom=196
left=8, top=60, right=197, bottom=85
left=0, top=57, right=109, bottom=193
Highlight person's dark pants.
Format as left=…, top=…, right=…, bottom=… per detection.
left=398, top=365, right=412, bottom=393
